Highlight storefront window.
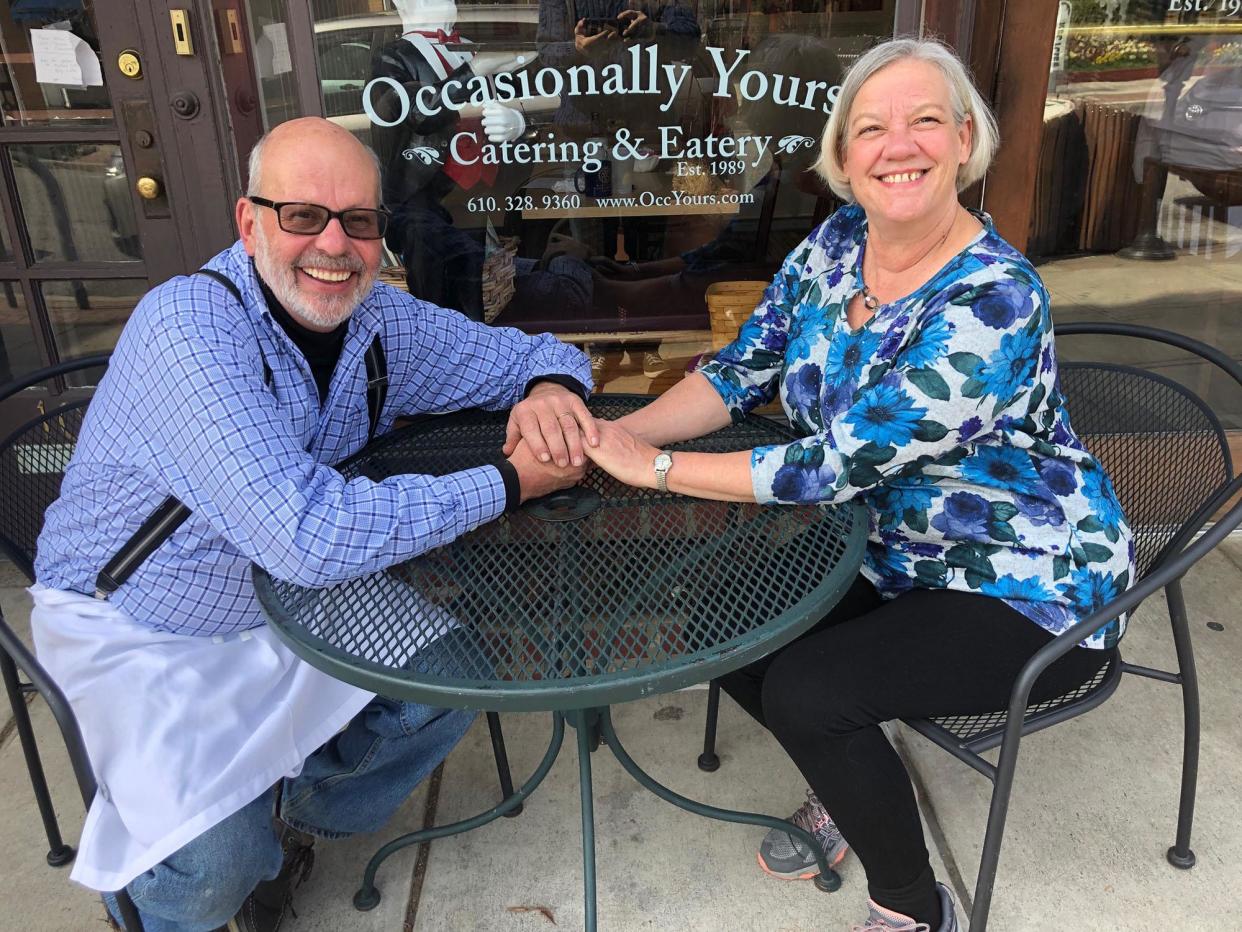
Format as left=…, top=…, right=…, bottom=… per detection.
left=1039, top=2, right=1242, bottom=425
left=311, top=0, right=896, bottom=392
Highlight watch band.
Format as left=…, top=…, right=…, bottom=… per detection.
left=654, top=451, right=673, bottom=493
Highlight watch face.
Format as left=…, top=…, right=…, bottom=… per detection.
left=654, top=452, right=672, bottom=470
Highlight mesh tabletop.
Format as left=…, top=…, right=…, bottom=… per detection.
left=254, top=395, right=867, bottom=711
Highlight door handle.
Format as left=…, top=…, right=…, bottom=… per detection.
left=136, top=177, right=162, bottom=200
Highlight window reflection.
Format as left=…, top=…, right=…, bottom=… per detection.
left=10, top=143, right=141, bottom=263
left=0, top=281, right=36, bottom=383
left=311, top=0, right=894, bottom=392
left=1039, top=3, right=1242, bottom=427
left=43, top=278, right=144, bottom=358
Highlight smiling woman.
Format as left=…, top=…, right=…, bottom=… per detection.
left=577, top=37, right=1135, bottom=932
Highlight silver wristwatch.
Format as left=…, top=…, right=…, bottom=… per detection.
left=653, top=451, right=673, bottom=493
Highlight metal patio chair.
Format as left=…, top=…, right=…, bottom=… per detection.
left=0, top=354, right=522, bottom=930
left=0, top=354, right=146, bottom=929
left=693, top=323, right=1242, bottom=931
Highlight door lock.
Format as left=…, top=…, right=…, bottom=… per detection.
left=136, top=177, right=162, bottom=200
left=117, top=49, right=142, bottom=79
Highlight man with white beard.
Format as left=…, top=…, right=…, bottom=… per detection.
left=31, top=117, right=595, bottom=932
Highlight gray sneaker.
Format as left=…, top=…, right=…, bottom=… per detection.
left=757, top=789, right=850, bottom=880
left=851, top=882, right=960, bottom=932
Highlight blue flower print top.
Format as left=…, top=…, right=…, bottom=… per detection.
left=699, top=204, right=1135, bottom=649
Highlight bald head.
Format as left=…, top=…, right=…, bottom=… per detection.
left=247, top=117, right=382, bottom=205
left=237, top=117, right=385, bottom=332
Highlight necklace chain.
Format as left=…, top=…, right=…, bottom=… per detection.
left=859, top=215, right=957, bottom=311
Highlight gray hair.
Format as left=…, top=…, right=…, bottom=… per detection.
left=246, top=128, right=383, bottom=204
left=814, top=38, right=999, bottom=202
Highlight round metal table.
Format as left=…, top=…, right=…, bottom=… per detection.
left=253, top=395, right=867, bottom=929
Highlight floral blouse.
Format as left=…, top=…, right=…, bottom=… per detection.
left=700, top=205, right=1135, bottom=649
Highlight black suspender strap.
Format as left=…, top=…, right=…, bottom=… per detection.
left=95, top=268, right=389, bottom=599
left=94, top=496, right=192, bottom=599
left=364, top=334, right=387, bottom=443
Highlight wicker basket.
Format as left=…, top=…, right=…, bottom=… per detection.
left=705, top=280, right=769, bottom=349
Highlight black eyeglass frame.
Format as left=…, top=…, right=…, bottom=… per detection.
left=248, top=196, right=391, bottom=240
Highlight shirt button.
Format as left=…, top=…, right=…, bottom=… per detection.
left=98, top=782, right=111, bottom=802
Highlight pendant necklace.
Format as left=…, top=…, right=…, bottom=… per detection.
left=859, top=216, right=956, bottom=311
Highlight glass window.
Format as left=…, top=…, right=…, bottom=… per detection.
left=43, top=278, right=145, bottom=358
left=1040, top=2, right=1242, bottom=425
left=310, top=0, right=897, bottom=392
left=10, top=143, right=141, bottom=263
left=0, top=1, right=112, bottom=126
left=0, top=281, right=37, bottom=383
left=0, top=207, right=11, bottom=262
left=247, top=0, right=301, bottom=130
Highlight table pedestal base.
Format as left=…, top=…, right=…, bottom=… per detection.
left=353, top=706, right=842, bottom=928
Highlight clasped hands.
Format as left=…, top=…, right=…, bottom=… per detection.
left=504, top=385, right=659, bottom=502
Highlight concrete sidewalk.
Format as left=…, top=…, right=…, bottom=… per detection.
left=2, top=543, right=1239, bottom=931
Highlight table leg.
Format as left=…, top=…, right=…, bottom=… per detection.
left=598, top=706, right=842, bottom=893
left=568, top=708, right=600, bottom=932
left=486, top=711, right=523, bottom=817
left=352, top=712, right=566, bottom=911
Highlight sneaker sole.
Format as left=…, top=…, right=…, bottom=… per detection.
left=756, top=845, right=848, bottom=881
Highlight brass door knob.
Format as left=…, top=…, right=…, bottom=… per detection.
left=136, top=176, right=161, bottom=200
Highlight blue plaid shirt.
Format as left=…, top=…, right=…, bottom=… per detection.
left=35, top=241, right=591, bottom=637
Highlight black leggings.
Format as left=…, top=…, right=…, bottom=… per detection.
left=719, top=576, right=1113, bottom=925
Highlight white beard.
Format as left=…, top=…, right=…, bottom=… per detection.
left=253, top=223, right=375, bottom=330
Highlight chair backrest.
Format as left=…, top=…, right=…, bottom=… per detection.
left=0, top=355, right=110, bottom=582
left=1057, top=324, right=1242, bottom=584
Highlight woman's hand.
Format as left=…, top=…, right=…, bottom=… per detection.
left=582, top=420, right=660, bottom=489
left=503, top=383, right=598, bottom=468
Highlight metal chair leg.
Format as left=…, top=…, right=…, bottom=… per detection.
left=697, top=680, right=721, bottom=772
left=1164, top=580, right=1199, bottom=869
left=486, top=711, right=522, bottom=817
left=1, top=647, right=75, bottom=866
left=969, top=727, right=1025, bottom=932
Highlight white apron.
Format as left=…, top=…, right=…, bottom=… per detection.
left=29, top=584, right=374, bottom=893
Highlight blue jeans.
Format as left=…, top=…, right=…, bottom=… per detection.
left=104, top=696, right=474, bottom=931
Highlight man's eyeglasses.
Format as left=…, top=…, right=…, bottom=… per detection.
left=248, top=196, right=390, bottom=240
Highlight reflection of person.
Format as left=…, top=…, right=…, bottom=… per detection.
left=589, top=34, right=843, bottom=375
left=537, top=0, right=702, bottom=135
left=584, top=40, right=1134, bottom=932
left=32, top=118, right=595, bottom=931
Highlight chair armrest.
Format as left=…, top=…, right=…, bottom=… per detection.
left=1003, top=492, right=1242, bottom=724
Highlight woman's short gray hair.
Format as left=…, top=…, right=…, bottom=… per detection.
left=814, top=38, right=999, bottom=202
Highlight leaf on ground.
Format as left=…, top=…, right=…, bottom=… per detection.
left=506, top=905, right=557, bottom=924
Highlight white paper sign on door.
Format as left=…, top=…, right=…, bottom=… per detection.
left=30, top=28, right=104, bottom=87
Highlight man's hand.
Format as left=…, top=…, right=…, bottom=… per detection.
left=507, top=437, right=586, bottom=502
left=503, top=382, right=599, bottom=468
left=574, top=18, right=616, bottom=55
left=581, top=419, right=659, bottom=489
left=617, top=9, right=651, bottom=39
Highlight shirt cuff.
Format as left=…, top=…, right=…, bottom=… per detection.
left=441, top=465, right=508, bottom=532
left=524, top=374, right=589, bottom=401
left=493, top=459, right=522, bottom=512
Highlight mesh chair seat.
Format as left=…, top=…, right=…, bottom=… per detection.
left=920, top=654, right=1121, bottom=755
